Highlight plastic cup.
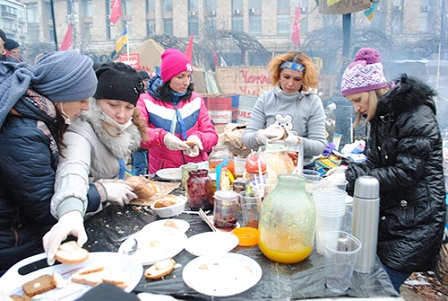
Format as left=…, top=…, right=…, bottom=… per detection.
left=234, top=156, right=246, bottom=177
left=313, top=188, right=347, bottom=255
left=302, top=170, right=320, bottom=196
left=322, top=231, right=362, bottom=293
left=315, top=211, right=345, bottom=255
left=239, top=191, right=262, bottom=228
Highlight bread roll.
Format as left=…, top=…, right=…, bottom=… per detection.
left=185, top=141, right=196, bottom=147
left=126, top=176, right=157, bottom=200
left=153, top=195, right=178, bottom=208
left=267, top=124, right=287, bottom=140
left=54, top=241, right=89, bottom=264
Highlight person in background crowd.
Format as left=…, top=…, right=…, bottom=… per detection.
left=132, top=70, right=151, bottom=175
left=242, top=50, right=327, bottom=167
left=43, top=62, right=147, bottom=265
left=137, top=48, right=218, bottom=173
left=0, top=51, right=97, bottom=275
left=0, top=29, right=20, bottom=62
left=327, top=47, right=446, bottom=293
left=138, top=70, right=150, bottom=92
left=5, top=38, right=22, bottom=61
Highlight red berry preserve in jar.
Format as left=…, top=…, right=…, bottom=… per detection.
left=213, top=190, right=239, bottom=230
left=186, top=169, right=214, bottom=211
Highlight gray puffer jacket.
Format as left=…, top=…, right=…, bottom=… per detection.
left=346, top=74, right=446, bottom=273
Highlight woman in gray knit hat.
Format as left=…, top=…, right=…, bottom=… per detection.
left=43, top=62, right=148, bottom=265
left=0, top=50, right=98, bottom=275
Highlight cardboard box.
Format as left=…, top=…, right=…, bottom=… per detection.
left=319, top=0, right=371, bottom=15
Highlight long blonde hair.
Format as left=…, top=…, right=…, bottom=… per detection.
left=353, top=87, right=390, bottom=127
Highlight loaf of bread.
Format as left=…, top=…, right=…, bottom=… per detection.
left=21, top=275, right=56, bottom=297
left=54, top=241, right=89, bottom=264
left=153, top=195, right=178, bottom=208
left=126, top=176, right=157, bottom=200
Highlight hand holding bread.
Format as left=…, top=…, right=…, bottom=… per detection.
left=43, top=210, right=87, bottom=265
left=125, top=176, right=157, bottom=201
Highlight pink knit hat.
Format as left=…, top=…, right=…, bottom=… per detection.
left=341, top=48, right=388, bottom=96
left=160, top=48, right=193, bottom=82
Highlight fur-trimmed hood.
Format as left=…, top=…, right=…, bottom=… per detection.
left=79, top=99, right=142, bottom=158
left=378, top=74, right=437, bottom=116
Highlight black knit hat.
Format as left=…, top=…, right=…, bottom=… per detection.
left=5, top=38, right=19, bottom=51
left=0, top=29, right=6, bottom=43
left=94, top=62, right=144, bottom=106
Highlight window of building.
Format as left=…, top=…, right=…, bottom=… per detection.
left=419, top=14, right=429, bottom=33
left=392, top=0, right=403, bottom=11
left=66, top=0, right=72, bottom=14
left=277, top=14, right=289, bottom=35
left=83, top=22, right=93, bottom=43
left=146, top=0, right=155, bottom=13
left=232, top=0, right=243, bottom=11
left=188, top=0, right=198, bottom=11
left=82, top=0, right=92, bottom=17
left=44, top=2, right=53, bottom=19
left=391, top=12, right=403, bottom=34
left=28, top=25, right=39, bottom=44
left=146, top=19, right=155, bottom=36
left=123, top=0, right=131, bottom=15
left=249, top=15, right=261, bottom=35
left=249, top=0, right=261, bottom=10
left=205, top=0, right=216, bottom=11
left=26, top=3, right=39, bottom=23
left=278, top=0, right=289, bottom=14
left=232, top=16, right=243, bottom=32
left=162, top=0, right=173, bottom=12
left=189, top=17, right=199, bottom=36
left=1, top=5, right=18, bottom=17
left=163, top=18, right=173, bottom=35
left=47, top=25, right=55, bottom=43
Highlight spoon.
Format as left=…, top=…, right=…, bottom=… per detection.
left=121, top=238, right=138, bottom=255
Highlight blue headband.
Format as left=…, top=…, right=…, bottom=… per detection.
left=280, top=61, right=305, bottom=73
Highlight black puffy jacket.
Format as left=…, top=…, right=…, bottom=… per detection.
left=346, top=75, right=446, bottom=273
left=0, top=92, right=60, bottom=276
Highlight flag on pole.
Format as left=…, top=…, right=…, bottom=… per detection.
left=364, top=2, right=377, bottom=21
left=115, top=28, right=128, bottom=53
left=109, top=0, right=122, bottom=25
left=213, top=51, right=218, bottom=68
left=291, top=5, right=301, bottom=47
left=60, top=24, right=73, bottom=51
left=185, top=34, right=194, bottom=62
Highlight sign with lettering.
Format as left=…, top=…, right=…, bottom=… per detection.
left=119, top=53, right=140, bottom=69
left=319, top=0, right=371, bottom=14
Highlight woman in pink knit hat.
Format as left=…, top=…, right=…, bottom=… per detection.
left=137, top=48, right=218, bottom=173
left=327, top=47, right=446, bottom=293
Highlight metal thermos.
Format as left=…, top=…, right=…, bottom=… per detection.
left=351, top=176, right=380, bottom=273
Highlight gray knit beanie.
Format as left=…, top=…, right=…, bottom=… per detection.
left=33, top=50, right=98, bottom=102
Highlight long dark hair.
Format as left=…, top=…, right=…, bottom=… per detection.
left=54, top=112, right=69, bottom=157
left=157, top=81, right=195, bottom=102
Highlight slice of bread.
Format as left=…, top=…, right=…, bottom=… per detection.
left=21, top=274, right=56, bottom=297
left=71, top=265, right=106, bottom=287
left=54, top=241, right=89, bottom=264
left=9, top=295, right=31, bottom=301
left=101, top=272, right=131, bottom=290
left=185, top=141, right=197, bottom=147
left=144, top=259, right=176, bottom=280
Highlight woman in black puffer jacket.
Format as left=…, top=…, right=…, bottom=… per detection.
left=334, top=48, right=446, bottom=293
left=0, top=51, right=97, bottom=276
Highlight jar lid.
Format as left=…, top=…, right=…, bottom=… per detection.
left=232, top=227, right=259, bottom=247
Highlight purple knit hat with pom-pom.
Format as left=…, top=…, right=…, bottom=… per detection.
left=341, top=48, right=388, bottom=96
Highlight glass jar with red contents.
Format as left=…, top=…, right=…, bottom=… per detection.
left=186, top=169, right=214, bottom=211
left=213, top=190, right=239, bottom=230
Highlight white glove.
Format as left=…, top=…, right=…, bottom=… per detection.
left=184, top=135, right=203, bottom=157
left=163, top=133, right=190, bottom=151
left=256, top=129, right=281, bottom=145
left=282, top=129, right=301, bottom=145
left=97, top=179, right=137, bottom=206
left=43, top=210, right=87, bottom=265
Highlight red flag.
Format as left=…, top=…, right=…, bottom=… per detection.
left=185, top=34, right=194, bottom=62
left=291, top=5, right=301, bottom=47
left=213, top=51, right=218, bottom=68
left=109, top=0, right=122, bottom=25
left=60, top=24, right=73, bottom=51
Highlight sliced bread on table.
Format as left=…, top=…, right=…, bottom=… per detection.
left=144, top=259, right=176, bottom=280
left=21, top=274, right=56, bottom=297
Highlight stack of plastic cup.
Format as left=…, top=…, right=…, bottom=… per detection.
left=312, top=188, right=347, bottom=255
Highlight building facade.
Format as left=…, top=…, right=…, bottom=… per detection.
left=0, top=0, right=27, bottom=45
left=5, top=0, right=446, bottom=63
